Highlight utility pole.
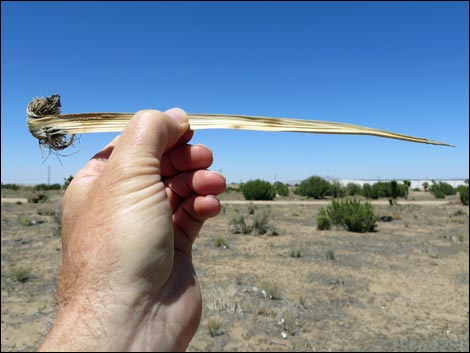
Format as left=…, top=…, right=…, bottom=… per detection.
left=47, top=166, right=51, bottom=185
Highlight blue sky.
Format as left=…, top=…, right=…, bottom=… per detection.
left=2, top=1, right=468, bottom=185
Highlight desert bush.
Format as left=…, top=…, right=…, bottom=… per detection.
left=316, top=208, right=331, bottom=230
left=230, top=215, right=251, bottom=234
left=345, top=182, right=362, bottom=196
left=17, top=215, right=33, bottom=226
left=12, top=267, right=32, bottom=283
left=213, top=237, right=229, bottom=249
left=325, top=249, right=336, bottom=261
left=273, top=181, right=289, bottom=197
left=295, top=176, right=330, bottom=199
left=364, top=181, right=407, bottom=199
left=28, top=193, right=48, bottom=204
left=247, top=203, right=257, bottom=215
left=289, top=249, right=302, bottom=258
left=253, top=212, right=278, bottom=235
left=207, top=317, right=224, bottom=337
left=1, top=183, right=19, bottom=191
left=329, top=180, right=345, bottom=198
left=429, top=181, right=456, bottom=199
left=252, top=213, right=269, bottom=235
left=458, top=185, right=469, bottom=205
left=34, top=183, right=61, bottom=191
left=361, top=183, right=373, bottom=198
left=322, top=198, right=378, bottom=233
left=240, top=179, right=276, bottom=200
left=372, top=182, right=393, bottom=199
left=230, top=212, right=278, bottom=236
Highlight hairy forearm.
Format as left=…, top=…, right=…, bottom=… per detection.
left=38, top=293, right=189, bottom=352
left=38, top=296, right=135, bottom=352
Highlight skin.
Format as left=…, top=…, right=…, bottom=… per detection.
left=38, top=109, right=226, bottom=352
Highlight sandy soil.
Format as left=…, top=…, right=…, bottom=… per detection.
left=1, top=190, right=468, bottom=351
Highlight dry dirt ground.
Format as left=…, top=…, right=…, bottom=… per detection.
left=1, top=189, right=468, bottom=352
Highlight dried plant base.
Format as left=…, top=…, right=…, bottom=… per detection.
left=27, top=95, right=453, bottom=151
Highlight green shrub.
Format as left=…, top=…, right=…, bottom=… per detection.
left=364, top=181, right=407, bottom=199
left=213, top=237, right=229, bottom=249
left=361, top=183, right=373, bottom=198
left=458, top=185, right=469, bottom=205
left=295, top=176, right=330, bottom=199
left=323, top=199, right=378, bottom=233
left=17, top=215, right=33, bottom=226
left=432, top=189, right=446, bottom=199
left=240, top=179, right=276, bottom=200
left=345, top=183, right=362, bottom=196
left=12, top=267, right=32, bottom=283
left=329, top=181, right=345, bottom=198
left=371, top=182, right=390, bottom=199
left=34, top=183, right=61, bottom=191
left=429, top=182, right=456, bottom=199
left=1, top=183, right=19, bottom=191
left=316, top=208, right=331, bottom=230
left=273, top=181, right=289, bottom=197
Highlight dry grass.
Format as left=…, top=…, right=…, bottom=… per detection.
left=1, top=190, right=469, bottom=352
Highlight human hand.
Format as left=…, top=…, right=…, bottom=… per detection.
left=39, top=109, right=226, bottom=351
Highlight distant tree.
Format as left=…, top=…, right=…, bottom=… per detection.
left=295, top=176, right=330, bottom=199
left=422, top=182, right=429, bottom=192
left=240, top=179, right=276, bottom=200
left=273, top=181, right=289, bottom=197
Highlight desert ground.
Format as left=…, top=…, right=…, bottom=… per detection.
left=1, top=187, right=468, bottom=352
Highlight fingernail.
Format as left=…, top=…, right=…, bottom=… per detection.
left=165, top=107, right=188, bottom=124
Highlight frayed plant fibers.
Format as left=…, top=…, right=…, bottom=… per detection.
left=27, top=94, right=454, bottom=153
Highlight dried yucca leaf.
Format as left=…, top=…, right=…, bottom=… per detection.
left=27, top=94, right=453, bottom=151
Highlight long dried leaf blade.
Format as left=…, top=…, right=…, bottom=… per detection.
left=27, top=112, right=453, bottom=147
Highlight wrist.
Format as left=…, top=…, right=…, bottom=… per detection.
left=38, top=291, right=188, bottom=352
left=39, top=292, right=141, bottom=351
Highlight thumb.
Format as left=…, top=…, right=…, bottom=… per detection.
left=109, top=109, right=189, bottom=169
